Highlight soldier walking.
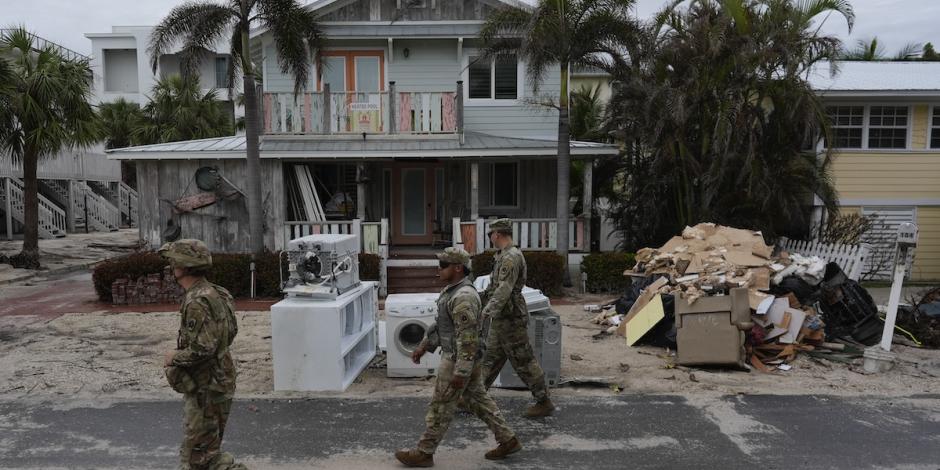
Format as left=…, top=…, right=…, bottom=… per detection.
left=395, top=247, right=521, bottom=467
left=480, top=218, right=555, bottom=418
left=160, top=239, right=248, bottom=470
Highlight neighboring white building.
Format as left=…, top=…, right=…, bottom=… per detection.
left=84, top=26, right=245, bottom=124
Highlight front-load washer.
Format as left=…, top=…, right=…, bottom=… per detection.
left=385, top=292, right=443, bottom=377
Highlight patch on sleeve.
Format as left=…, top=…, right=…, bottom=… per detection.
left=460, top=313, right=469, bottom=324
left=186, top=318, right=197, bottom=330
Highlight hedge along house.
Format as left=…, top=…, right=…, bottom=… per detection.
left=106, top=0, right=619, bottom=294
left=809, top=61, right=940, bottom=281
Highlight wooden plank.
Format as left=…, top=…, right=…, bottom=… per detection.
left=304, top=93, right=313, bottom=133
left=430, top=93, right=442, bottom=132
left=263, top=94, right=273, bottom=132
left=421, top=93, right=431, bottom=132
left=441, top=92, right=456, bottom=132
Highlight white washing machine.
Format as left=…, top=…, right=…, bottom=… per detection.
left=385, top=293, right=443, bottom=377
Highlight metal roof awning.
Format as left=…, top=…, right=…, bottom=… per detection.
left=106, top=132, right=620, bottom=161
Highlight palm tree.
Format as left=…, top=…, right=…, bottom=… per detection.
left=98, top=98, right=144, bottom=150
left=842, top=37, right=922, bottom=61
left=133, top=75, right=234, bottom=145
left=602, top=0, right=854, bottom=249
left=478, top=0, right=639, bottom=273
left=0, top=27, right=101, bottom=268
left=150, top=0, right=324, bottom=254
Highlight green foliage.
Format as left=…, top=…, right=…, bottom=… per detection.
left=97, top=98, right=145, bottom=149
left=570, top=84, right=606, bottom=142
left=603, top=0, right=852, bottom=250
left=92, top=252, right=168, bottom=302
left=131, top=75, right=234, bottom=146
left=841, top=37, right=922, bottom=61
left=92, top=250, right=283, bottom=302
left=471, top=250, right=565, bottom=297
left=581, top=252, right=636, bottom=293
left=359, top=253, right=381, bottom=281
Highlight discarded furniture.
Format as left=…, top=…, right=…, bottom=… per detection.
left=675, top=287, right=752, bottom=368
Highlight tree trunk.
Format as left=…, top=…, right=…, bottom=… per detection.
left=241, top=32, right=265, bottom=254
left=17, top=147, right=41, bottom=268
left=556, top=63, right=571, bottom=284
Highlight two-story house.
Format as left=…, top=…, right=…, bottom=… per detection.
left=107, top=0, right=619, bottom=293
left=1, top=30, right=129, bottom=241
left=84, top=25, right=244, bottom=125
left=810, top=61, right=940, bottom=281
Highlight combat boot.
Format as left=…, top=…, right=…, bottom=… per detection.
left=524, top=398, right=555, bottom=418
left=484, top=437, right=522, bottom=460
left=395, top=448, right=434, bottom=467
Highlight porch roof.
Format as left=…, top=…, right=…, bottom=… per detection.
left=106, top=132, right=619, bottom=160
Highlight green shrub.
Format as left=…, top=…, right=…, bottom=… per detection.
left=93, top=251, right=167, bottom=302
left=359, top=253, right=381, bottom=281
left=470, top=250, right=565, bottom=297
left=92, top=250, right=283, bottom=301
left=581, top=252, right=636, bottom=293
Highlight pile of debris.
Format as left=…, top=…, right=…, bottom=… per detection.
left=593, top=223, right=883, bottom=371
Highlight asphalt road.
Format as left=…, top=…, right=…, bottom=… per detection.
left=1, top=394, right=939, bottom=469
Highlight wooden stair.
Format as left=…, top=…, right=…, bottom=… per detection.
left=386, top=265, right=447, bottom=294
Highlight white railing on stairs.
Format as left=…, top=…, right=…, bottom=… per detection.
left=118, top=182, right=138, bottom=226
left=71, top=181, right=120, bottom=232
left=3, top=177, right=67, bottom=238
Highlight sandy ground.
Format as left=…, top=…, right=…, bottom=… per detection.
left=3, top=295, right=940, bottom=403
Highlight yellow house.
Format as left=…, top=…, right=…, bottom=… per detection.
left=811, top=61, right=940, bottom=281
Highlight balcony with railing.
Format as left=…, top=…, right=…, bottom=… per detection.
left=262, top=81, right=464, bottom=136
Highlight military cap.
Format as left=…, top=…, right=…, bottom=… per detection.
left=437, top=247, right=471, bottom=267
left=159, top=239, right=212, bottom=268
left=487, top=218, right=513, bottom=235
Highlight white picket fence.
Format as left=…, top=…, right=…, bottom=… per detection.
left=777, top=237, right=870, bottom=281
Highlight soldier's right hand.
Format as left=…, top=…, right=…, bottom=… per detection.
left=411, top=346, right=426, bottom=364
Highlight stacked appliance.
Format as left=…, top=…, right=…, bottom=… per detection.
left=473, top=275, right=562, bottom=389
left=271, top=234, right=377, bottom=391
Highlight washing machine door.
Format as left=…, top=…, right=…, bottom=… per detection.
left=395, top=319, right=429, bottom=355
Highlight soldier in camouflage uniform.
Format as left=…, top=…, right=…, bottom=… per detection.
left=160, top=239, right=247, bottom=470
left=480, top=218, right=555, bottom=418
left=395, top=247, right=521, bottom=467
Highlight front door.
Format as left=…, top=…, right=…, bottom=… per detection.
left=391, top=164, right=440, bottom=245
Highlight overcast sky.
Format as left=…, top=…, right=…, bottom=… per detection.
left=5, top=0, right=938, bottom=57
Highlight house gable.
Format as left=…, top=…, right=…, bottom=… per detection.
left=317, top=0, right=514, bottom=22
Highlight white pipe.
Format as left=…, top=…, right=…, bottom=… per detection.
left=879, top=246, right=909, bottom=352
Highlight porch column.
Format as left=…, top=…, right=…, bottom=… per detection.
left=582, top=158, right=593, bottom=252
left=470, top=161, right=479, bottom=220
left=4, top=178, right=12, bottom=240
left=356, top=163, right=367, bottom=220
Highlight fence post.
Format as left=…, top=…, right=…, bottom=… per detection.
left=456, top=80, right=464, bottom=144
left=475, top=218, right=485, bottom=254
left=388, top=81, right=397, bottom=134
left=352, top=218, right=362, bottom=251
left=452, top=217, right=463, bottom=249
left=323, top=82, right=332, bottom=134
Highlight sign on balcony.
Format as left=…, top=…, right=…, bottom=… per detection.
left=349, top=101, right=381, bottom=133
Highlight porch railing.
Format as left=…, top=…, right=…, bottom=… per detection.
left=262, top=81, right=463, bottom=136
left=453, top=217, right=587, bottom=255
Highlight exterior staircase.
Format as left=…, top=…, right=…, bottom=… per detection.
left=385, top=251, right=447, bottom=294
left=70, top=181, right=120, bottom=232
left=0, top=177, right=68, bottom=239
left=118, top=182, right=139, bottom=227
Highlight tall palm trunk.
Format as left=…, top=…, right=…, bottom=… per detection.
left=19, top=146, right=40, bottom=266
left=556, top=63, right=571, bottom=282
left=241, top=28, right=265, bottom=254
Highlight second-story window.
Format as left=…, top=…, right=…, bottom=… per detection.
left=826, top=106, right=864, bottom=149
left=931, top=107, right=940, bottom=149
left=868, top=106, right=908, bottom=149
left=468, top=55, right=518, bottom=100
left=215, top=56, right=230, bottom=88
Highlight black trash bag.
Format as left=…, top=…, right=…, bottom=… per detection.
left=614, top=275, right=676, bottom=349
left=771, top=275, right=819, bottom=306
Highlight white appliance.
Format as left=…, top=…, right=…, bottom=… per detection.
left=385, top=293, right=443, bottom=377
left=281, top=234, right=360, bottom=299
left=271, top=281, right=377, bottom=391
left=472, top=275, right=552, bottom=313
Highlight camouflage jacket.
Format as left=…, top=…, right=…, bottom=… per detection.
left=420, top=278, right=482, bottom=377
left=170, top=278, right=238, bottom=394
left=481, top=245, right=528, bottom=320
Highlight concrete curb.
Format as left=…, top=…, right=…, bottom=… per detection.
left=0, top=259, right=103, bottom=287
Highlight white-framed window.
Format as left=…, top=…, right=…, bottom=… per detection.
left=464, top=53, right=521, bottom=104
left=826, top=106, right=864, bottom=149
left=931, top=107, right=940, bottom=149
left=214, top=56, right=230, bottom=88
left=490, top=162, right=519, bottom=207
left=867, top=106, right=908, bottom=149
left=825, top=105, right=910, bottom=150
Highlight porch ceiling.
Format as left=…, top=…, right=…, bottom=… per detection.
left=105, top=132, right=619, bottom=160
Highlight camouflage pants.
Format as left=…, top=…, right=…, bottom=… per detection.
left=481, top=316, right=550, bottom=402
left=417, top=358, right=515, bottom=455
left=180, top=390, right=245, bottom=470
